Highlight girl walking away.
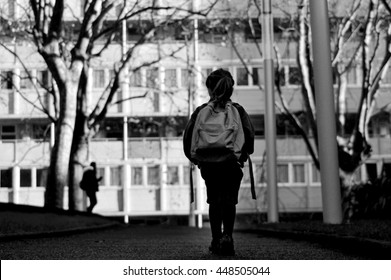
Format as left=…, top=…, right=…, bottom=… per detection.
left=183, top=68, right=255, bottom=256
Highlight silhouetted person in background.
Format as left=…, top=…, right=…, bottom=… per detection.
left=80, top=162, right=102, bottom=213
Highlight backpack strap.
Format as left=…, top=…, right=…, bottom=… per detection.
left=189, top=162, right=195, bottom=203
left=248, top=155, right=256, bottom=200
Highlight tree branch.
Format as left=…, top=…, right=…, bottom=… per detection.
left=48, top=0, right=64, bottom=41
left=111, top=91, right=149, bottom=105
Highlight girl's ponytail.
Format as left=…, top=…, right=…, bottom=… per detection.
left=206, top=69, right=235, bottom=107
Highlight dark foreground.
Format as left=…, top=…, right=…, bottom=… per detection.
left=0, top=203, right=390, bottom=260
left=1, top=223, right=388, bottom=260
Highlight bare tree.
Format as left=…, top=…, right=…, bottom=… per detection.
left=0, top=0, right=216, bottom=210
left=224, top=0, right=391, bottom=182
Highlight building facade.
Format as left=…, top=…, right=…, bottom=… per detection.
left=0, top=0, right=391, bottom=222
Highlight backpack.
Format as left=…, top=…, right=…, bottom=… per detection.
left=80, top=171, right=88, bottom=191
left=190, top=101, right=245, bottom=163
left=189, top=101, right=256, bottom=202
left=79, top=177, right=86, bottom=190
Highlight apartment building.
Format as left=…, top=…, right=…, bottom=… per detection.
left=0, top=0, right=390, bottom=221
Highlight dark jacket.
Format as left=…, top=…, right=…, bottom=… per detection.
left=81, top=169, right=100, bottom=193
left=183, top=100, right=255, bottom=166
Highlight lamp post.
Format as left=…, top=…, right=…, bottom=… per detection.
left=261, top=0, right=278, bottom=223
left=309, top=0, right=342, bottom=224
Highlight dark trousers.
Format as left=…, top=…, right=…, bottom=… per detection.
left=87, top=191, right=97, bottom=213
left=200, top=161, right=243, bottom=239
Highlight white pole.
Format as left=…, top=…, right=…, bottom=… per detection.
left=123, top=164, right=130, bottom=224
left=50, top=123, right=55, bottom=148
left=123, top=116, right=128, bottom=160
left=123, top=116, right=129, bottom=224
left=188, top=0, right=200, bottom=228
left=261, top=0, right=279, bottom=223
left=309, top=0, right=342, bottom=224
left=121, top=8, right=130, bottom=224
left=12, top=166, right=20, bottom=204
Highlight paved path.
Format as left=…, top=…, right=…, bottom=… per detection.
left=0, top=224, right=366, bottom=260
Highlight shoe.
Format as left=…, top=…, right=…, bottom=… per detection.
left=219, top=234, right=235, bottom=256
left=209, top=239, right=220, bottom=255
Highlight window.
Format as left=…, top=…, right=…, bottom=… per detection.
left=276, top=67, right=286, bottom=86
left=245, top=18, right=262, bottom=40
left=32, top=124, right=49, bottom=140
left=183, top=165, right=190, bottom=185
left=110, top=166, right=122, bottom=186
left=37, top=70, right=51, bottom=88
left=99, top=21, right=120, bottom=42
left=277, top=164, right=289, bottom=183
left=127, top=20, right=153, bottom=42
left=311, top=164, right=321, bottom=183
left=152, top=92, right=159, bottom=112
left=109, top=69, right=115, bottom=82
left=20, top=71, right=33, bottom=89
left=132, top=166, right=143, bottom=185
left=93, top=69, right=105, bottom=88
left=8, top=0, right=15, bottom=18
left=293, top=163, right=305, bottom=183
left=276, top=114, right=292, bottom=136
left=347, top=66, right=357, bottom=85
left=288, top=67, right=301, bottom=85
left=250, top=115, right=265, bottom=136
left=201, top=68, right=213, bottom=85
left=236, top=68, right=248, bottom=86
left=146, top=68, right=159, bottom=89
left=147, top=165, right=160, bottom=185
left=96, top=167, right=105, bottom=183
left=102, top=119, right=123, bottom=139
left=0, top=169, right=12, bottom=188
left=181, top=69, right=190, bottom=88
left=36, top=168, right=47, bottom=187
left=1, top=125, right=16, bottom=140
left=127, top=25, right=142, bottom=42
left=252, top=67, right=264, bottom=86
left=129, top=70, right=142, bottom=87
left=20, top=169, right=32, bottom=187
left=175, top=20, right=191, bottom=40
left=201, top=20, right=227, bottom=43
left=0, top=70, right=13, bottom=89
left=164, top=69, right=177, bottom=88
left=274, top=18, right=291, bottom=41
left=156, top=24, right=179, bottom=41
left=256, top=164, right=266, bottom=184
left=366, top=163, right=377, bottom=182
left=167, top=166, right=179, bottom=185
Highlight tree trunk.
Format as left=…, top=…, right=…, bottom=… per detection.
left=298, top=0, right=318, bottom=148
left=337, top=71, right=348, bottom=135
left=44, top=80, right=78, bottom=210
left=68, top=112, right=90, bottom=212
